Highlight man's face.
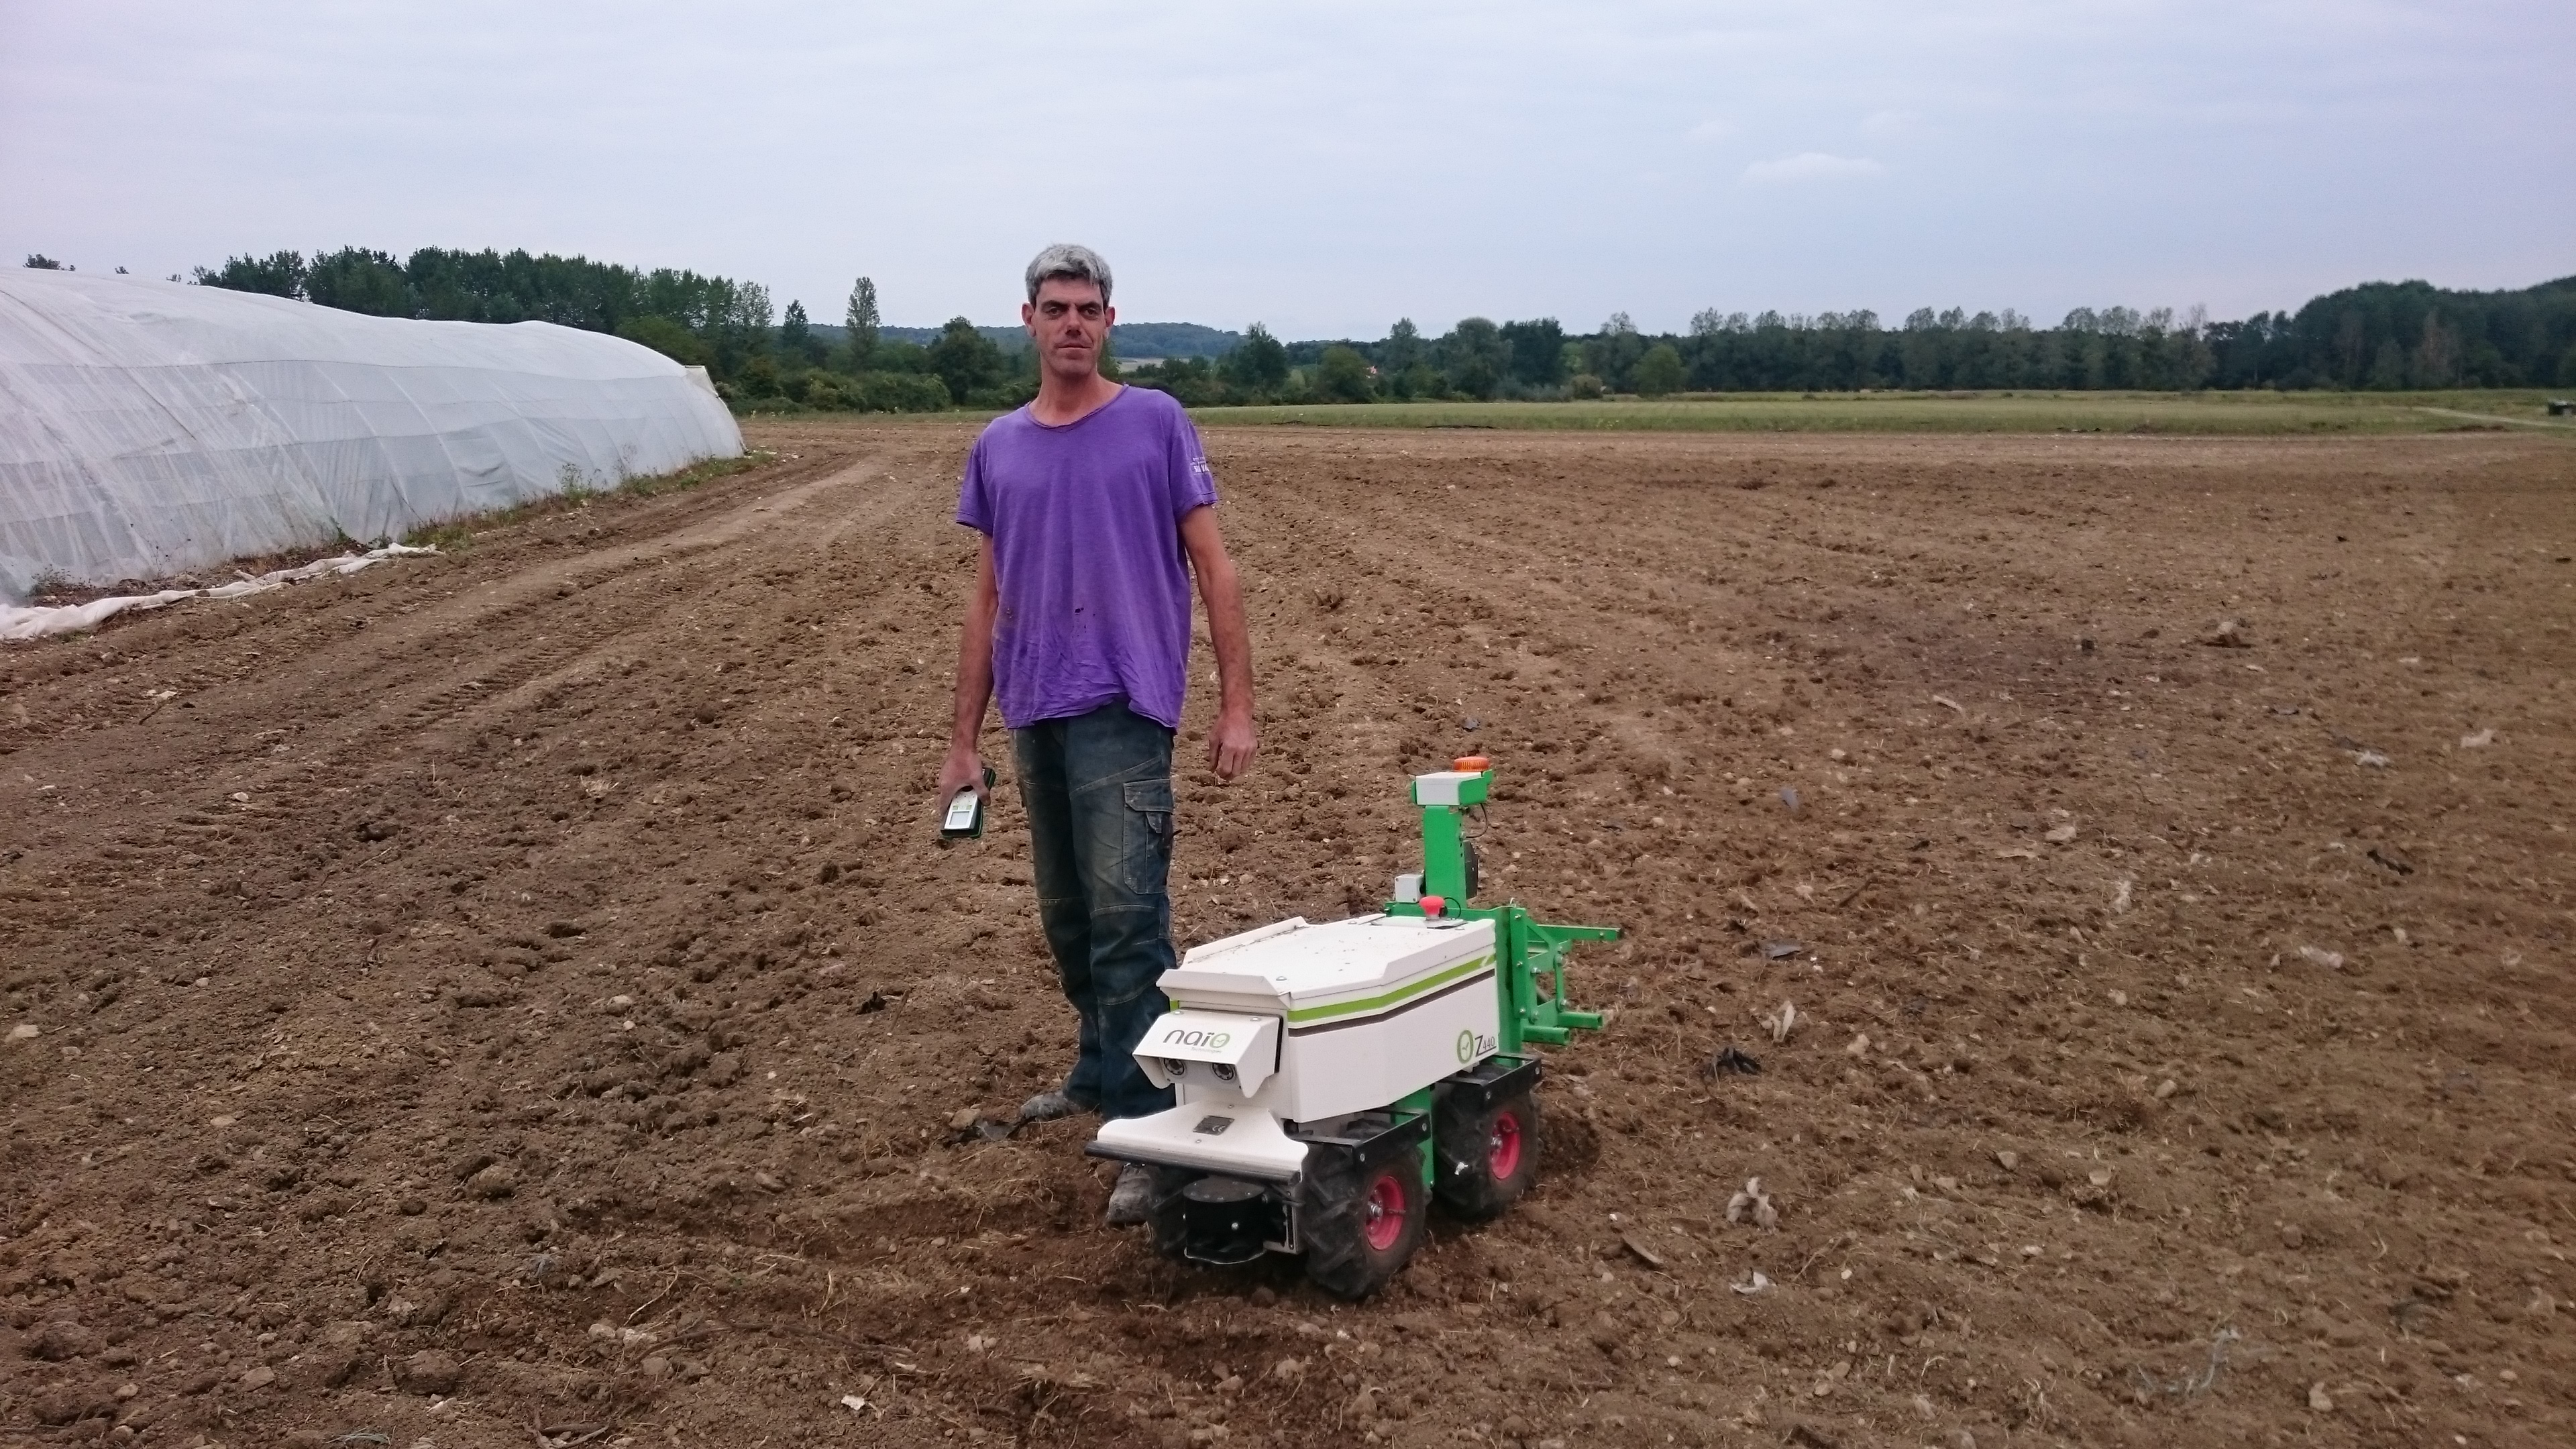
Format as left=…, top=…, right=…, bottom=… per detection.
left=1022, top=278, right=1114, bottom=381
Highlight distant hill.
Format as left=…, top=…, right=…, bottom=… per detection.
left=811, top=321, right=1242, bottom=359
left=1099, top=322, right=1244, bottom=360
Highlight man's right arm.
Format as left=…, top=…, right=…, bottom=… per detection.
left=938, top=535, right=1000, bottom=803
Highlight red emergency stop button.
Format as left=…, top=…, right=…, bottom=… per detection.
left=1419, top=895, right=1447, bottom=918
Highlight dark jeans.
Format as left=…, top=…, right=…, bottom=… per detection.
left=1013, top=702, right=1179, bottom=1122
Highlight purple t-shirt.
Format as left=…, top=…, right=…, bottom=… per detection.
left=956, top=386, right=1219, bottom=731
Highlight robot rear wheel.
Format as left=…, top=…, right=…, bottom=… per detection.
left=1434, top=1087, right=1540, bottom=1220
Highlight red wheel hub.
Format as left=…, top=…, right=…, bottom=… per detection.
left=1487, top=1108, right=1523, bottom=1180
left=1362, top=1171, right=1408, bottom=1252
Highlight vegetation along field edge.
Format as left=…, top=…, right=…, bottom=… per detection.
left=1179, top=390, right=2576, bottom=435
left=140, top=246, right=2576, bottom=417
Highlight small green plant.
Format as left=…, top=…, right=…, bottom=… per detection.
left=619, top=451, right=766, bottom=500
left=402, top=521, right=474, bottom=551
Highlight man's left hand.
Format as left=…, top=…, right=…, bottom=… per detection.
left=1208, top=708, right=1258, bottom=782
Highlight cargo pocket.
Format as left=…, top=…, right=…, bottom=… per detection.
left=1120, top=777, right=1175, bottom=898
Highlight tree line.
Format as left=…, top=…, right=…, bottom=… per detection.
left=181, top=247, right=1016, bottom=413
left=1122, top=276, right=2576, bottom=405
left=85, top=248, right=2576, bottom=411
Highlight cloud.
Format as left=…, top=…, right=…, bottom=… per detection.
left=1742, top=152, right=1886, bottom=184
left=3, top=2, right=2567, bottom=333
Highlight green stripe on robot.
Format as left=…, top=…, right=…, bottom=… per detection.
left=1280, top=952, right=1497, bottom=1024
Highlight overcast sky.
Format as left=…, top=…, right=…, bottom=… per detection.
left=5, top=1, right=2570, bottom=338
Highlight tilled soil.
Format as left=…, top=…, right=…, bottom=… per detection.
left=3, top=418, right=2573, bottom=1449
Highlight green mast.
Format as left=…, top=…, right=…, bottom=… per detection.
left=1386, top=762, right=1615, bottom=1055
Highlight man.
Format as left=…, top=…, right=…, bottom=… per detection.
left=938, top=244, right=1258, bottom=1226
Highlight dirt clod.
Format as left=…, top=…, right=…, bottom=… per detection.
left=25, top=1320, right=95, bottom=1361
left=30, top=1381, right=110, bottom=1427
left=396, top=1349, right=462, bottom=1395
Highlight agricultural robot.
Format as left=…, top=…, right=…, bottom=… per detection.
left=1086, top=759, right=1617, bottom=1298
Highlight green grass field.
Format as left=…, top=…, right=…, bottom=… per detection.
left=1189, top=389, right=2576, bottom=435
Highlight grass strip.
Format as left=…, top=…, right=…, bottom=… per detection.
left=1190, top=390, right=2576, bottom=436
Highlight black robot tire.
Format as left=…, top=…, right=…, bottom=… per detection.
left=1301, top=1144, right=1428, bottom=1301
left=1146, top=1165, right=1199, bottom=1261
left=1433, top=1088, right=1541, bottom=1221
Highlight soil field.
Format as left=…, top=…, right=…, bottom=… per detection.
left=3, top=417, right=2573, bottom=1449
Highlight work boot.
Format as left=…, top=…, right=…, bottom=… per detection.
left=1018, top=1089, right=1093, bottom=1124
left=1105, top=1163, right=1156, bottom=1227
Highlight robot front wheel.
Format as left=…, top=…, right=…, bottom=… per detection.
left=1298, top=1142, right=1430, bottom=1301
left=1142, top=1087, right=1544, bottom=1301
left=1145, top=1142, right=1434, bottom=1301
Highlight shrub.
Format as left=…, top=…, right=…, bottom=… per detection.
left=617, top=315, right=710, bottom=367
left=962, top=380, right=1038, bottom=411
left=1633, top=344, right=1685, bottom=397
left=1316, top=345, right=1376, bottom=402
left=844, top=372, right=953, bottom=413
left=1130, top=357, right=1231, bottom=407
left=926, top=318, right=1008, bottom=401
left=735, top=354, right=784, bottom=397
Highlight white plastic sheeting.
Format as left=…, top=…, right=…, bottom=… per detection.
left=0, top=269, right=742, bottom=605
left=0, top=544, right=438, bottom=643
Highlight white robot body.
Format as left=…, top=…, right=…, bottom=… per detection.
left=1089, top=912, right=1501, bottom=1183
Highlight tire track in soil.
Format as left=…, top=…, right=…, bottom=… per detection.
left=3, top=419, right=2572, bottom=1449
left=3, top=445, right=877, bottom=796
left=0, top=447, right=914, bottom=1058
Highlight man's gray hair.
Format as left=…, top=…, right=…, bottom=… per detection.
left=1025, top=244, right=1112, bottom=306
